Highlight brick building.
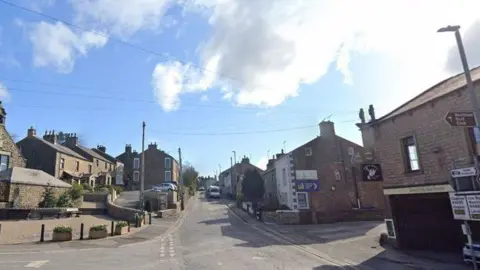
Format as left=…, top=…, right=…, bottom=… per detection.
left=288, top=121, right=385, bottom=224
left=116, top=143, right=179, bottom=190
left=17, top=128, right=94, bottom=185
left=357, top=67, right=480, bottom=251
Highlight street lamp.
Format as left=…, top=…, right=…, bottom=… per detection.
left=439, top=25, right=479, bottom=270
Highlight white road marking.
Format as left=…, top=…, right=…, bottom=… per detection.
left=24, top=260, right=49, bottom=268
left=252, top=256, right=264, bottom=260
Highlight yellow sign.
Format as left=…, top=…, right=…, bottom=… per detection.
left=383, top=184, right=453, bottom=195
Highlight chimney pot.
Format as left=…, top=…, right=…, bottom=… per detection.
left=28, top=127, right=36, bottom=137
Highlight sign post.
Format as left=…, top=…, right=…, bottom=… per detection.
left=445, top=111, right=477, bottom=127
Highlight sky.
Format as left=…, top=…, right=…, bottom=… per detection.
left=1, top=0, right=480, bottom=176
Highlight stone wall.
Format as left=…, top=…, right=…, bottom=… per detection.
left=262, top=210, right=300, bottom=225
left=7, top=183, right=69, bottom=208
left=315, top=209, right=384, bottom=224
left=83, top=192, right=108, bottom=202
left=106, top=194, right=145, bottom=222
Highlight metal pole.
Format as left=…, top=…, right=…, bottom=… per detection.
left=454, top=29, right=480, bottom=191
left=140, top=121, right=146, bottom=210
left=179, top=148, right=184, bottom=210
left=232, top=151, right=237, bottom=196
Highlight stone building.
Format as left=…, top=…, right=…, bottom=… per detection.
left=116, top=143, right=179, bottom=190
left=285, top=121, right=384, bottom=224
left=220, top=157, right=264, bottom=197
left=64, top=134, right=114, bottom=186
left=92, top=145, right=124, bottom=186
left=262, top=157, right=277, bottom=208
left=0, top=101, right=25, bottom=171
left=357, top=67, right=480, bottom=251
left=0, top=167, right=71, bottom=208
left=17, top=128, right=94, bottom=185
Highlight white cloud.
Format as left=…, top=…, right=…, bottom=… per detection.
left=28, top=21, right=108, bottom=73
left=200, top=94, right=209, bottom=102
left=72, top=0, right=174, bottom=38
left=151, top=61, right=211, bottom=111
left=255, top=156, right=268, bottom=170
left=446, top=20, right=480, bottom=73
left=0, top=83, right=11, bottom=102
left=173, top=0, right=480, bottom=109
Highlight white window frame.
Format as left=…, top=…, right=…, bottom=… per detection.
left=60, top=158, right=65, bottom=169
left=282, top=168, right=287, bottom=186
left=165, top=170, right=172, bottom=182
left=305, top=147, right=312, bottom=156
left=133, top=171, right=140, bottom=182
left=165, top=157, right=171, bottom=169
left=133, top=158, right=140, bottom=169
left=385, top=219, right=396, bottom=238
left=297, top=192, right=309, bottom=209
left=0, top=154, right=9, bottom=172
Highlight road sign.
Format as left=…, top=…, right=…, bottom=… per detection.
left=451, top=167, right=478, bottom=178
left=445, top=111, right=477, bottom=127
left=294, top=179, right=320, bottom=192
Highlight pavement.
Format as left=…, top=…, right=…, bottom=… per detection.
left=0, top=194, right=471, bottom=269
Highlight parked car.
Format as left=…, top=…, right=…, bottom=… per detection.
left=207, top=186, right=220, bottom=199
left=152, top=183, right=177, bottom=192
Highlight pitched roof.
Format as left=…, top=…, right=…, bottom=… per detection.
left=75, top=145, right=111, bottom=163
left=91, top=148, right=117, bottom=163
left=376, top=66, right=480, bottom=123
left=0, top=167, right=71, bottom=188
left=20, top=136, right=87, bottom=160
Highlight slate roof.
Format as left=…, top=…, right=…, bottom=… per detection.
left=376, top=66, right=480, bottom=123
left=91, top=148, right=118, bottom=163
left=74, top=145, right=111, bottom=163
left=19, top=136, right=88, bottom=160
left=0, top=167, right=71, bottom=188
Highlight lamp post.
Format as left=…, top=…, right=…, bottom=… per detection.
left=438, top=25, right=478, bottom=270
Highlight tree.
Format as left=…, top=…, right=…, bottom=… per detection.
left=38, top=184, right=57, bottom=208
left=241, top=169, right=265, bottom=204
left=182, top=165, right=199, bottom=195
left=56, top=192, right=72, bottom=207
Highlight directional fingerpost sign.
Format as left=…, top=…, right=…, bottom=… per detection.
left=294, top=180, right=320, bottom=192
left=445, top=111, right=477, bottom=127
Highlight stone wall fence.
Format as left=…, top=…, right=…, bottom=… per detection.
left=83, top=192, right=109, bottom=202
left=106, top=193, right=145, bottom=223
left=262, top=210, right=300, bottom=225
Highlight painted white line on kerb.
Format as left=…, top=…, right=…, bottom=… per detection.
left=24, top=260, right=49, bottom=268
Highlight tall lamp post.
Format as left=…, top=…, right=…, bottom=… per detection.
left=438, top=25, right=478, bottom=270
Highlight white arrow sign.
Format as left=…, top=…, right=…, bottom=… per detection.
left=451, top=167, right=478, bottom=178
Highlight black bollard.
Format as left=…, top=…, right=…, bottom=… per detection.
left=40, top=224, right=45, bottom=242
left=134, top=214, right=139, bottom=228
left=127, top=221, right=131, bottom=232
left=111, top=221, right=114, bottom=236
left=149, top=213, right=152, bottom=225
left=143, top=214, right=146, bottom=225
left=80, top=223, right=84, bottom=240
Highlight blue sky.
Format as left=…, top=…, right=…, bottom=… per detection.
left=0, top=0, right=480, bottom=176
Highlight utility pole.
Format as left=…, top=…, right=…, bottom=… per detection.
left=140, top=121, right=146, bottom=210
left=439, top=25, right=478, bottom=270
left=178, top=147, right=184, bottom=210
left=232, top=150, right=237, bottom=196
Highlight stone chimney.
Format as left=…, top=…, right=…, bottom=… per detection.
left=319, top=121, right=335, bottom=138
left=97, top=145, right=106, bottom=153
left=0, top=101, right=6, bottom=126
left=43, top=130, right=58, bottom=144
left=65, top=133, right=78, bottom=147
left=266, top=155, right=276, bottom=170
left=241, top=156, right=250, bottom=164
left=275, top=149, right=285, bottom=159
left=148, top=142, right=157, bottom=150
left=125, top=144, right=132, bottom=153
left=27, top=126, right=36, bottom=137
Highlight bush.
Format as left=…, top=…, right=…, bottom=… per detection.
left=53, top=225, right=72, bottom=233
left=69, top=183, right=83, bottom=201
left=38, top=185, right=57, bottom=208
left=90, top=225, right=107, bottom=231
left=56, top=192, right=73, bottom=207
left=82, top=183, right=93, bottom=192
left=116, top=221, right=128, bottom=228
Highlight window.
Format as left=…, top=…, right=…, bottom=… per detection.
left=0, top=155, right=9, bottom=172
left=133, top=171, right=140, bottom=182
left=282, top=168, right=287, bottom=186
left=297, top=192, right=309, bottom=209
left=105, top=162, right=107, bottom=169
left=110, top=164, right=112, bottom=171
left=75, top=161, right=80, bottom=171
left=96, top=159, right=99, bottom=166
left=133, top=158, right=140, bottom=169
left=88, top=164, right=92, bottom=173
left=165, top=157, right=171, bottom=169
left=305, top=147, right=312, bottom=156
left=402, top=136, right=420, bottom=171
left=165, top=171, right=172, bottom=182
left=60, top=158, right=65, bottom=169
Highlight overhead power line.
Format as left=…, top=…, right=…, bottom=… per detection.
left=151, top=124, right=319, bottom=136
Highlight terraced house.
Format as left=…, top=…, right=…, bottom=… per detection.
left=17, top=128, right=93, bottom=185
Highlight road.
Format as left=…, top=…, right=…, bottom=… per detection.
left=0, top=194, right=466, bottom=269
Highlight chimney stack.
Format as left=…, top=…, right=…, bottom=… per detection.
left=125, top=144, right=132, bottom=153
left=27, top=126, right=36, bottom=137
left=241, top=156, right=250, bottom=164
left=148, top=142, right=157, bottom=150
left=97, top=145, right=106, bottom=153
left=65, top=132, right=78, bottom=147
left=43, top=129, right=58, bottom=144
left=319, top=120, right=335, bottom=138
